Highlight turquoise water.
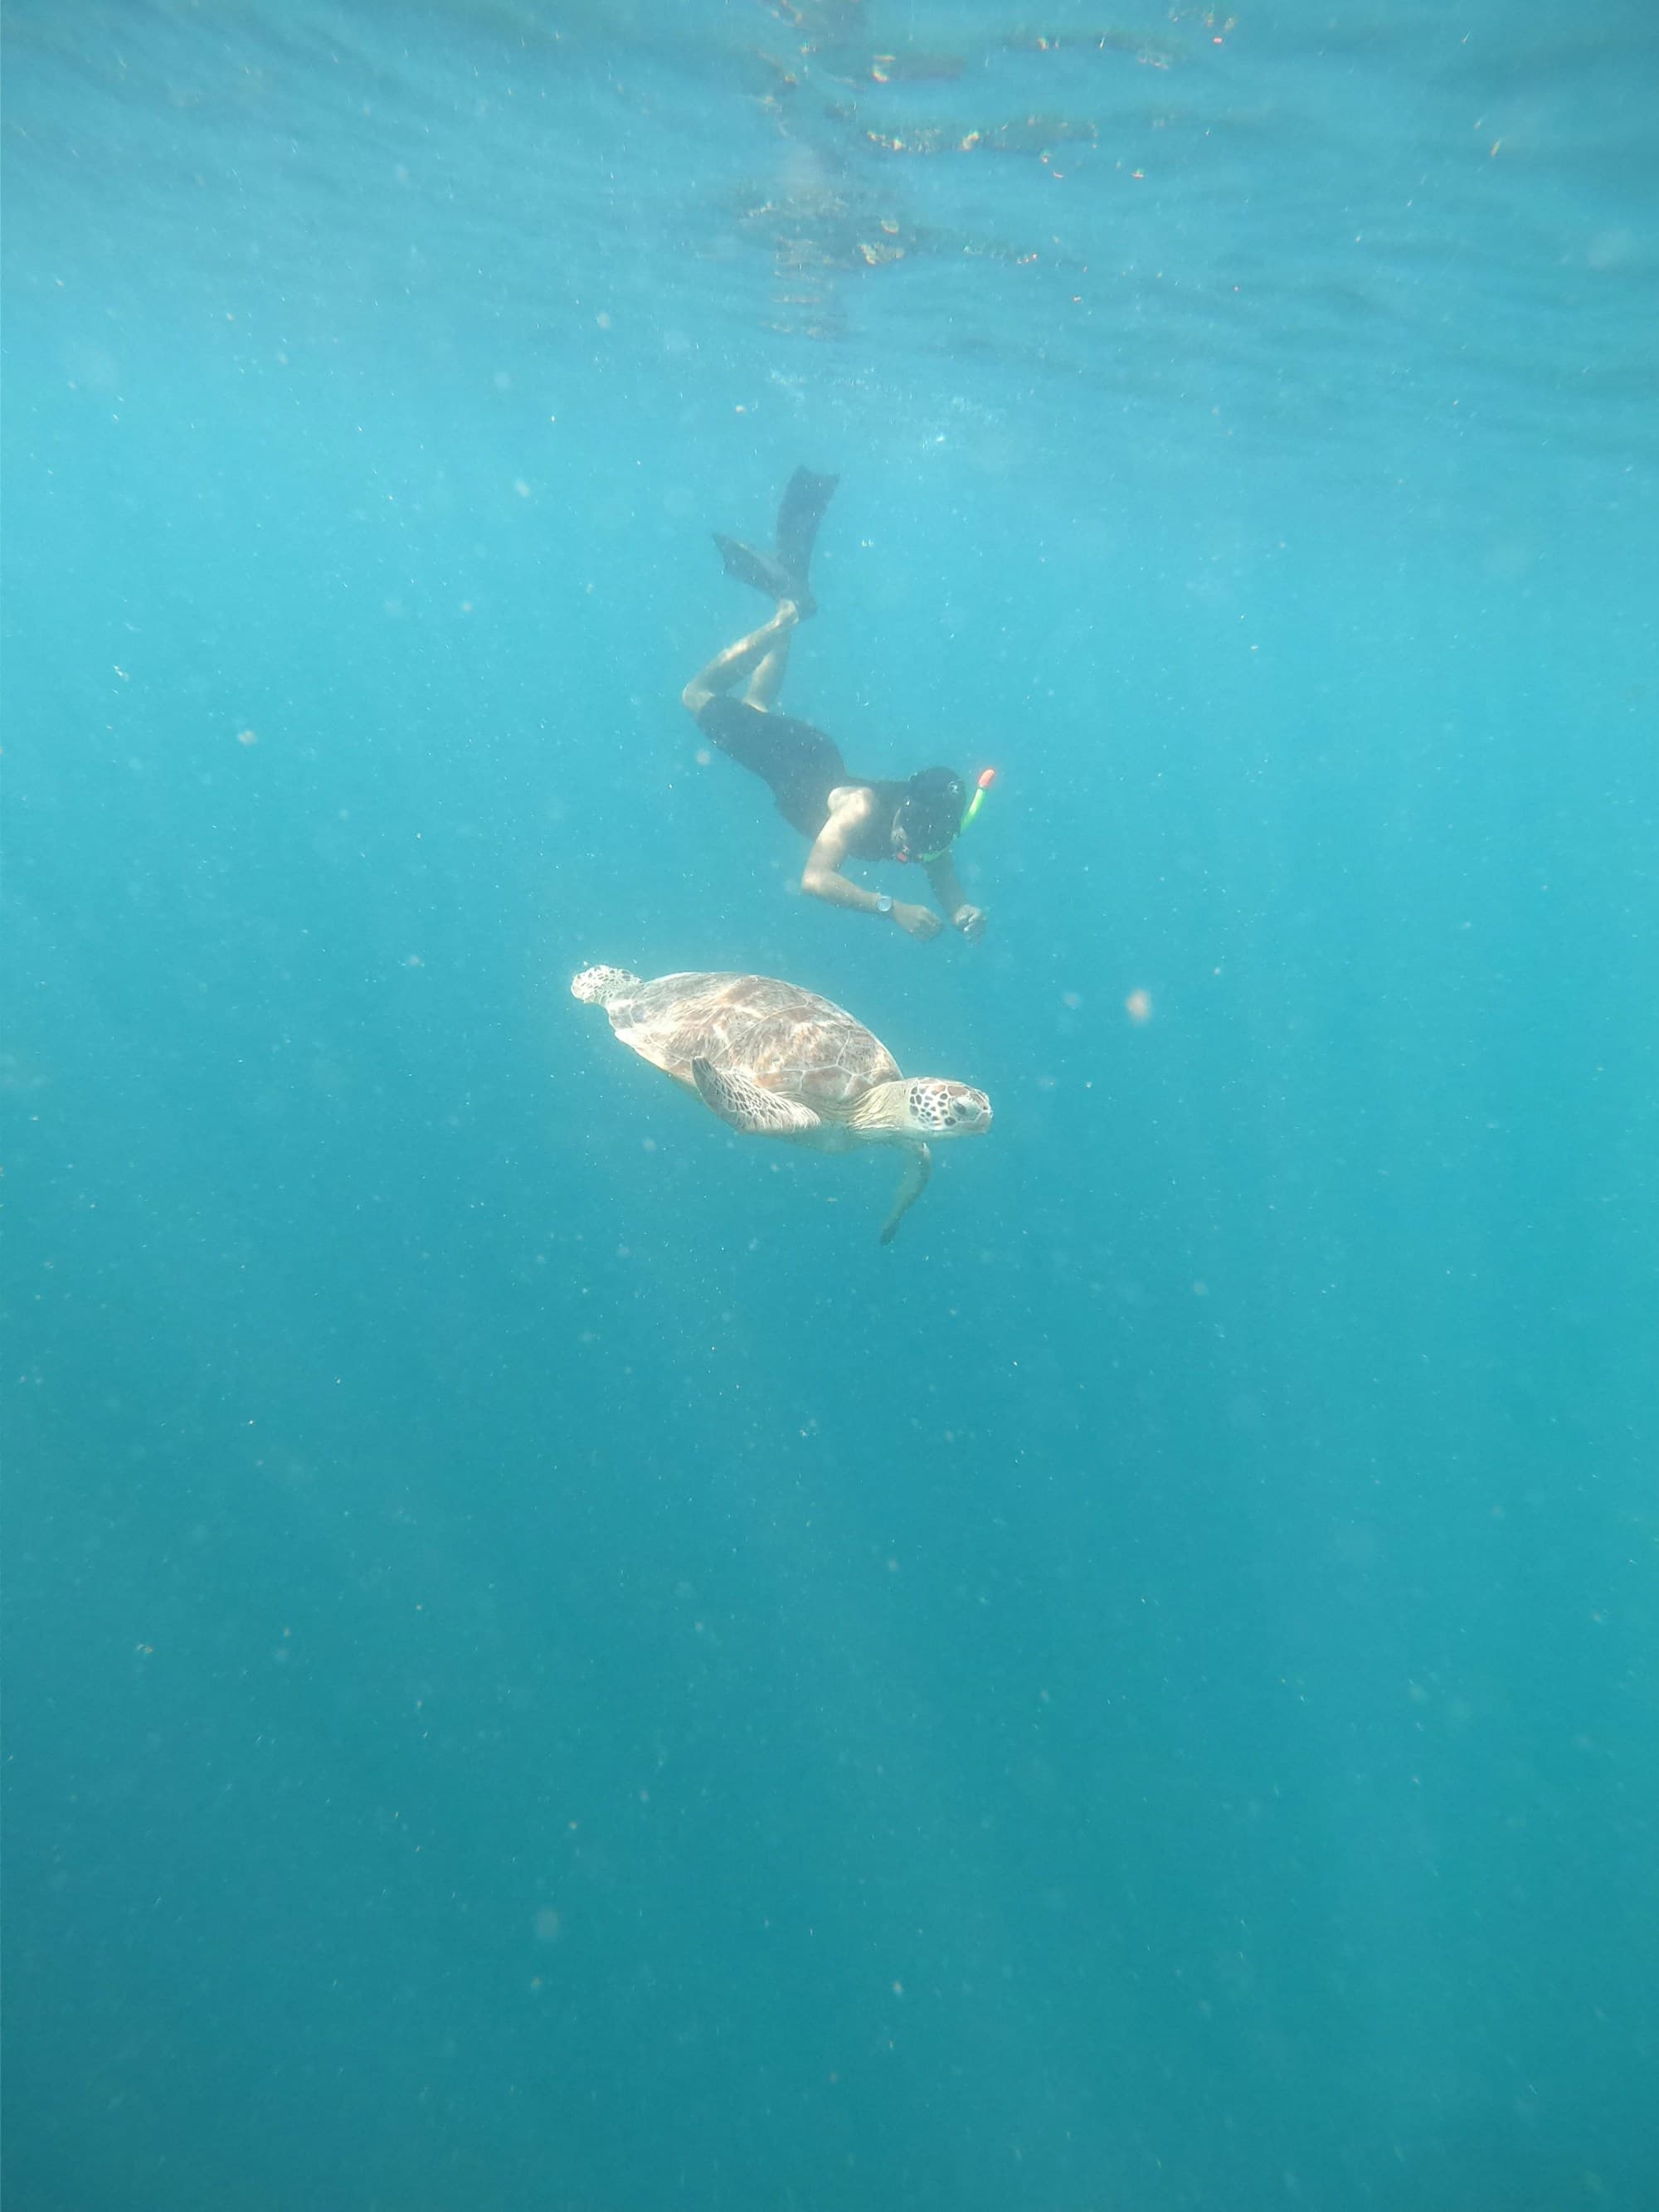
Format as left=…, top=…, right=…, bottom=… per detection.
left=4, top=4, right=1657, bottom=2208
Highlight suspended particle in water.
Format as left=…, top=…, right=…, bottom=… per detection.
left=1125, top=989, right=1153, bottom=1023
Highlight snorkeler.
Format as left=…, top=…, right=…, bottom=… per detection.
left=681, top=467, right=990, bottom=944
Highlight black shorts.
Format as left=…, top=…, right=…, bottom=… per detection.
left=697, top=696, right=850, bottom=843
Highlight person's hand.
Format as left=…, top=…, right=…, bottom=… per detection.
left=951, top=903, right=987, bottom=944
left=893, top=902, right=943, bottom=941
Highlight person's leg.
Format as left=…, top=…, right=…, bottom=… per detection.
left=743, top=615, right=793, bottom=709
left=681, top=601, right=799, bottom=719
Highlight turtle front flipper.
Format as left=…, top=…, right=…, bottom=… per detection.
left=878, top=1143, right=932, bottom=1246
left=692, top=1058, right=821, bottom=1137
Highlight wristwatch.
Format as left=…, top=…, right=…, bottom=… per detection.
left=874, top=893, right=894, bottom=917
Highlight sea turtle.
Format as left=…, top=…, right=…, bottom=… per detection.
left=572, top=966, right=991, bottom=1243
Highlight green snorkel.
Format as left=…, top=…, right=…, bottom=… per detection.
left=962, top=766, right=996, bottom=830
left=915, top=768, right=996, bottom=864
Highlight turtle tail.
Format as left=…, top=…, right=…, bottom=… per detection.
left=572, top=965, right=641, bottom=1008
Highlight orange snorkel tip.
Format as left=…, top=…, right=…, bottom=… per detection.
left=961, top=767, right=996, bottom=832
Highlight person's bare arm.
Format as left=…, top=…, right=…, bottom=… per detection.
left=803, top=797, right=941, bottom=938
left=924, top=852, right=987, bottom=941
left=682, top=602, right=799, bottom=719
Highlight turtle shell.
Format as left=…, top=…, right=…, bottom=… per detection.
left=605, top=972, right=899, bottom=1116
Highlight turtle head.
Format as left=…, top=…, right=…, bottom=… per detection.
left=572, top=965, right=641, bottom=1008
left=895, top=1078, right=992, bottom=1140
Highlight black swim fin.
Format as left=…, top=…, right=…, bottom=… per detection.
left=713, top=532, right=798, bottom=602
left=775, top=466, right=839, bottom=588
left=712, top=466, right=839, bottom=612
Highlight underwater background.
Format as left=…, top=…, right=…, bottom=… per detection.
left=3, top=2, right=1657, bottom=2208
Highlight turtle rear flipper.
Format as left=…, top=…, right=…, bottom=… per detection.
left=693, top=1057, right=821, bottom=1136
left=878, top=1143, right=932, bottom=1246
